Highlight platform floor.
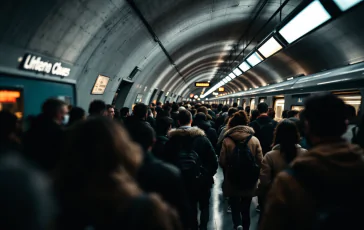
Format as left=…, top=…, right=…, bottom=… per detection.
left=204, top=167, right=259, bottom=230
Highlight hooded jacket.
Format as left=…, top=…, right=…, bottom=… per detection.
left=219, top=125, right=263, bottom=197
left=194, top=120, right=218, bottom=149
left=163, top=127, right=218, bottom=187
left=260, top=140, right=364, bottom=230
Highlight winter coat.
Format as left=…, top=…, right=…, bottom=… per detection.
left=260, top=139, right=364, bottom=230
left=163, top=127, right=218, bottom=187
left=219, top=125, right=263, bottom=197
left=258, top=144, right=307, bottom=196
left=250, top=115, right=278, bottom=154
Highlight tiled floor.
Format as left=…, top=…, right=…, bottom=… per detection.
left=204, top=167, right=259, bottom=230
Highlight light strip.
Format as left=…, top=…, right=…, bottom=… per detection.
left=333, top=0, right=363, bottom=11
left=225, top=76, right=232, bottom=81
left=258, top=36, right=283, bottom=58
left=239, top=61, right=251, bottom=72
left=233, top=68, right=243, bottom=76
left=278, top=0, right=331, bottom=44
left=317, top=78, right=350, bottom=85
left=229, top=73, right=236, bottom=79
left=246, top=52, right=264, bottom=67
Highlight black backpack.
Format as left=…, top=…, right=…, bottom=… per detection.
left=227, top=135, right=260, bottom=189
left=176, top=136, right=202, bottom=189
left=254, top=120, right=276, bottom=154
left=285, top=167, right=363, bottom=230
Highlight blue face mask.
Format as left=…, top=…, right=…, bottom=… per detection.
left=63, top=114, right=70, bottom=125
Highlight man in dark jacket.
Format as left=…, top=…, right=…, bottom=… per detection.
left=249, top=102, right=277, bottom=155
left=124, top=118, right=190, bottom=229
left=24, top=98, right=68, bottom=173
left=194, top=113, right=218, bottom=149
left=164, top=110, right=218, bottom=230
left=152, top=116, right=173, bottom=159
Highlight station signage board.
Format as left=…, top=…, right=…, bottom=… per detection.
left=218, top=87, right=225, bottom=92
left=20, top=53, right=71, bottom=77
left=91, top=75, right=110, bottom=95
left=195, top=82, right=210, bottom=87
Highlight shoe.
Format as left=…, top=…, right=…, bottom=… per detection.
left=227, top=205, right=232, bottom=213
left=236, top=225, right=243, bottom=230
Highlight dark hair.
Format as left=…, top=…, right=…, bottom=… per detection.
left=133, top=103, right=148, bottom=119
left=222, top=105, right=229, bottom=113
left=194, top=112, right=207, bottom=122
left=156, top=101, right=162, bottom=106
left=88, top=100, right=106, bottom=116
left=0, top=111, right=18, bottom=140
left=238, top=106, right=243, bottom=111
left=282, top=110, right=288, bottom=119
left=287, top=110, right=299, bottom=118
left=245, top=106, right=251, bottom=114
left=228, top=107, right=238, bottom=117
left=178, top=110, right=192, bottom=126
left=42, top=98, right=67, bottom=118
left=257, top=102, right=268, bottom=113
left=273, top=119, right=300, bottom=164
left=250, top=109, right=260, bottom=123
left=232, top=102, right=238, bottom=107
left=345, top=104, right=357, bottom=121
left=197, top=106, right=208, bottom=115
left=120, top=107, right=130, bottom=117
left=156, top=117, right=173, bottom=135
left=190, top=109, right=197, bottom=116
left=106, top=104, right=114, bottom=110
left=304, top=94, right=347, bottom=137
left=227, top=111, right=249, bottom=129
left=171, top=103, right=179, bottom=112
left=206, top=104, right=212, bottom=109
left=68, top=107, right=85, bottom=126
left=127, top=121, right=156, bottom=151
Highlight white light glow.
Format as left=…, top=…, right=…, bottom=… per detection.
left=333, top=0, right=362, bottom=11
left=226, top=76, right=232, bottom=81
left=233, top=68, right=243, bottom=76
left=222, top=79, right=228, bottom=83
left=258, top=37, right=283, bottom=58
left=246, top=52, right=264, bottom=67
left=239, top=61, right=251, bottom=72
left=229, top=73, right=236, bottom=79
left=317, top=78, right=350, bottom=85
left=279, top=0, right=331, bottom=44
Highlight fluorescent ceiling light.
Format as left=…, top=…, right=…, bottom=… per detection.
left=278, top=0, right=331, bottom=44
left=333, top=0, right=362, bottom=11
left=233, top=68, right=242, bottom=76
left=226, top=76, right=232, bottom=81
left=258, top=37, right=283, bottom=58
left=317, top=78, right=350, bottom=85
left=239, top=61, right=251, bottom=72
left=222, top=79, right=228, bottom=83
left=246, top=52, right=264, bottom=67
left=229, top=73, right=236, bottom=79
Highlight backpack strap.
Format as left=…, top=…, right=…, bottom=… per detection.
left=127, top=194, right=151, bottom=229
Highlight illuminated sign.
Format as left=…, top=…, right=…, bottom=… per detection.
left=91, top=75, right=110, bottom=95
left=212, top=92, right=218, bottom=96
left=218, top=87, right=225, bottom=92
left=195, top=82, right=210, bottom=87
left=0, top=90, right=21, bottom=103
left=21, top=54, right=71, bottom=77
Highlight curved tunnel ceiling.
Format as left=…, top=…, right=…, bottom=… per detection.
left=2, top=0, right=364, bottom=107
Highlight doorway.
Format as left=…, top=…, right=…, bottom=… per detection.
left=156, top=91, right=164, bottom=103
left=149, top=88, right=158, bottom=105
left=113, top=80, right=133, bottom=109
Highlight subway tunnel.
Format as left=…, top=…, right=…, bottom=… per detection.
left=1, top=1, right=364, bottom=230
left=2, top=0, right=363, bottom=117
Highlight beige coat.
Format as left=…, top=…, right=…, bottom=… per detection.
left=219, top=125, right=263, bottom=197
left=260, top=140, right=364, bottom=230
left=258, top=144, right=307, bottom=195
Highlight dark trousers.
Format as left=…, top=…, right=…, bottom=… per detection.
left=229, top=196, right=252, bottom=229
left=189, top=188, right=211, bottom=230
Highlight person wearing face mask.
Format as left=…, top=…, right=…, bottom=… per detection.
left=24, top=98, right=68, bottom=173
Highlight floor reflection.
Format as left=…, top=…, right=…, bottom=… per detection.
left=204, top=167, right=259, bottom=230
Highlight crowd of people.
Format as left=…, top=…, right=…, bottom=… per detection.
left=0, top=93, right=364, bottom=230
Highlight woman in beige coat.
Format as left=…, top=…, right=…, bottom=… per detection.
left=220, top=111, right=263, bottom=230
left=258, top=119, right=307, bottom=212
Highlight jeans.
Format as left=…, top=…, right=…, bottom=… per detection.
left=189, top=188, right=211, bottom=230
left=229, top=196, right=252, bottom=229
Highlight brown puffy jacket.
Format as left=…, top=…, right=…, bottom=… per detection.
left=260, top=139, right=364, bottom=230
left=219, top=125, right=263, bottom=197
